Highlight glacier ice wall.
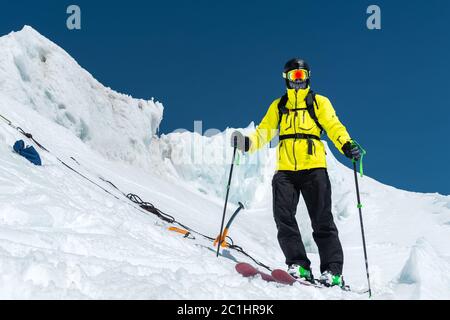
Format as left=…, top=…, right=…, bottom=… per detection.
left=0, top=26, right=163, bottom=169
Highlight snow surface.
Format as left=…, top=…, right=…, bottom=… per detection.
left=0, top=26, right=449, bottom=300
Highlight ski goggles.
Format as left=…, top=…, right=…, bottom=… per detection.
left=282, top=69, right=310, bottom=81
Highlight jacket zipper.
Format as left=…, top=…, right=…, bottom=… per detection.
left=293, top=93, right=298, bottom=171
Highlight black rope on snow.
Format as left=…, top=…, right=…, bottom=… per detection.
left=92, top=181, right=273, bottom=271
left=70, top=157, right=80, bottom=165
left=0, top=113, right=273, bottom=272
left=98, top=176, right=120, bottom=191
left=96, top=177, right=210, bottom=239
left=59, top=161, right=121, bottom=201
left=0, top=114, right=15, bottom=128
left=76, top=159, right=225, bottom=244
left=126, top=193, right=175, bottom=224
left=229, top=244, right=272, bottom=272
left=98, top=178, right=217, bottom=242
left=85, top=178, right=273, bottom=271
left=174, top=221, right=216, bottom=242
left=17, top=127, right=49, bottom=152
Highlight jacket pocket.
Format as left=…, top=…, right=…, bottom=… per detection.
left=298, top=110, right=316, bottom=131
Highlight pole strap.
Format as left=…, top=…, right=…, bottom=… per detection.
left=235, top=151, right=241, bottom=166
left=352, top=140, right=367, bottom=177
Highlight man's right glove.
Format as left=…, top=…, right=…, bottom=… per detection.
left=230, top=131, right=251, bottom=152
left=342, top=140, right=362, bottom=161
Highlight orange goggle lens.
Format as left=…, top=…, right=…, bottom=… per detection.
left=283, top=69, right=309, bottom=81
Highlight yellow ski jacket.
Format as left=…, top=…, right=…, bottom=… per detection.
left=249, top=87, right=352, bottom=171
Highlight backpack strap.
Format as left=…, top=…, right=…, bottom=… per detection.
left=277, top=90, right=324, bottom=134
left=277, top=94, right=289, bottom=129
left=305, top=90, right=324, bottom=134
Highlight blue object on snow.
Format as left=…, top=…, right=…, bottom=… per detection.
left=13, top=140, right=42, bottom=166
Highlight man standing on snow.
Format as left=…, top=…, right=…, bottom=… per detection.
left=231, top=58, right=362, bottom=287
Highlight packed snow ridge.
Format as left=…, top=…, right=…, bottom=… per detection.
left=0, top=26, right=449, bottom=299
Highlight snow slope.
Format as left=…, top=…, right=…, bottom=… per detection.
left=0, top=26, right=449, bottom=300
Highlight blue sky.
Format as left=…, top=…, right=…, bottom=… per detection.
left=1, top=0, right=449, bottom=195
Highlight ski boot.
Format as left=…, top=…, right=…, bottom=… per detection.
left=318, top=270, right=348, bottom=290
left=287, top=264, right=315, bottom=284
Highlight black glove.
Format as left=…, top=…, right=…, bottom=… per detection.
left=342, top=140, right=362, bottom=161
left=230, top=131, right=251, bottom=152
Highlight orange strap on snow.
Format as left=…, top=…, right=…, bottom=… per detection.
left=213, top=228, right=230, bottom=248
left=168, top=226, right=191, bottom=238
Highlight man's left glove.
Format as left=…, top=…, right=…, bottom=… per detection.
left=230, top=131, right=251, bottom=152
left=342, top=140, right=362, bottom=161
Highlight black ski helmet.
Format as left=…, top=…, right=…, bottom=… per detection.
left=283, top=58, right=311, bottom=89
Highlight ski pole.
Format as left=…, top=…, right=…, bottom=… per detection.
left=216, top=145, right=238, bottom=257
left=214, top=202, right=244, bottom=248
left=353, top=160, right=372, bottom=297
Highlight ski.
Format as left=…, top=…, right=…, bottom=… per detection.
left=271, top=269, right=324, bottom=288
left=235, top=262, right=276, bottom=282
left=271, top=269, right=367, bottom=293
left=236, top=263, right=369, bottom=294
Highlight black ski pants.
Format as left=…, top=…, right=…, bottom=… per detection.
left=272, top=168, right=343, bottom=274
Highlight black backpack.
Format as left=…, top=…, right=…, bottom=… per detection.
left=277, top=90, right=324, bottom=134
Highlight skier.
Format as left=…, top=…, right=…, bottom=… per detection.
left=230, top=58, right=362, bottom=287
